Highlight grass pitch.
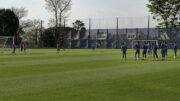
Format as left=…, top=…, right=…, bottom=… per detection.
left=0, top=49, right=180, bottom=101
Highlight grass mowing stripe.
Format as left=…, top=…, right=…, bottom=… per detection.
left=0, top=49, right=179, bottom=101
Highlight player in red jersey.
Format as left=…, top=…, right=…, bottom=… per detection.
left=62, top=44, right=65, bottom=51
left=20, top=43, right=23, bottom=52
left=56, top=43, right=60, bottom=55
left=23, top=42, right=27, bottom=53
left=12, top=42, right=16, bottom=55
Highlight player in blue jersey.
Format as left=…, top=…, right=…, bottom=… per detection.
left=161, top=41, right=166, bottom=60
left=91, top=43, right=96, bottom=52
left=142, top=42, right=148, bottom=60
left=121, top=42, right=127, bottom=60
left=164, top=42, right=168, bottom=59
left=147, top=42, right=152, bottom=57
left=134, top=41, right=141, bottom=60
left=174, top=42, right=178, bottom=59
left=152, top=42, right=158, bottom=61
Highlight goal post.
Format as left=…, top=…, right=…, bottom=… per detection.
left=0, top=36, right=14, bottom=54
left=132, top=40, right=158, bottom=49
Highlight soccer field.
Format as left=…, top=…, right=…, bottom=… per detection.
left=0, top=49, right=180, bottom=101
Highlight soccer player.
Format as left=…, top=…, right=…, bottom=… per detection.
left=23, top=42, right=27, bottom=53
left=91, top=43, right=96, bottom=52
left=142, top=42, right=148, bottom=60
left=152, top=42, right=158, bottom=61
left=134, top=41, right=141, bottom=60
left=121, top=42, right=127, bottom=60
left=56, top=43, right=60, bottom=55
left=12, top=42, right=16, bottom=55
left=174, top=42, right=178, bottom=59
left=161, top=41, right=166, bottom=60
left=20, top=43, right=23, bottom=52
left=147, top=42, right=152, bottom=57
left=164, top=42, right=168, bottom=59
left=62, top=44, right=65, bottom=51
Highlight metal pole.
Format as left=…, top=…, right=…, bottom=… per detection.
left=106, top=28, right=108, bottom=48
left=62, top=20, right=65, bottom=48
left=136, top=28, right=139, bottom=40
left=41, top=20, right=43, bottom=36
left=88, top=18, right=91, bottom=48
left=147, top=15, right=150, bottom=40
left=116, top=17, right=119, bottom=48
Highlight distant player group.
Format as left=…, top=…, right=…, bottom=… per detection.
left=56, top=43, right=65, bottom=55
left=121, top=41, right=178, bottom=61
left=12, top=42, right=26, bottom=55
left=11, top=41, right=178, bottom=60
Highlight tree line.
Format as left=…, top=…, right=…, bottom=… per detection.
left=0, top=0, right=179, bottom=47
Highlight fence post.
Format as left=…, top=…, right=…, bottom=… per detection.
left=88, top=18, right=91, bottom=48
left=116, top=17, right=119, bottom=48
left=106, top=28, right=108, bottom=48
left=147, top=15, right=150, bottom=40
left=158, top=28, right=160, bottom=38
left=136, top=28, right=139, bottom=40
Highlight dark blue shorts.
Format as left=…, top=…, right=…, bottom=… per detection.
left=161, top=49, right=165, bottom=54
left=174, top=49, right=177, bottom=54
left=165, top=49, right=168, bottom=52
left=148, top=49, right=151, bottom=52
left=123, top=51, right=126, bottom=54
left=143, top=50, right=147, bottom=54
left=92, top=46, right=95, bottom=49
left=153, top=50, right=157, bottom=54
left=136, top=50, right=140, bottom=54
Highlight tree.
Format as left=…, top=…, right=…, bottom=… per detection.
left=45, top=0, right=72, bottom=43
left=11, top=7, right=28, bottom=43
left=0, top=9, right=19, bottom=43
left=39, top=27, right=74, bottom=47
left=45, top=0, right=60, bottom=43
left=31, top=19, right=43, bottom=45
left=11, top=7, right=28, bottom=34
left=72, top=20, right=85, bottom=30
left=58, top=0, right=72, bottom=27
left=45, top=0, right=59, bottom=28
left=11, top=7, right=28, bottom=20
left=22, top=19, right=44, bottom=45
left=147, top=0, right=180, bottom=28
left=39, top=27, right=56, bottom=47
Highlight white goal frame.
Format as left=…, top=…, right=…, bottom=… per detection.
left=0, top=36, right=14, bottom=54
left=0, top=36, right=14, bottom=48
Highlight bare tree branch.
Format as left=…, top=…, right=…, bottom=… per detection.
left=11, top=7, right=28, bottom=20
left=58, top=0, right=72, bottom=26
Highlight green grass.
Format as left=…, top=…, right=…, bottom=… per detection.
left=0, top=49, right=180, bottom=101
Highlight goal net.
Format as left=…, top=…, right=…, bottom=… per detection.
left=132, top=40, right=159, bottom=49
left=0, top=36, right=14, bottom=54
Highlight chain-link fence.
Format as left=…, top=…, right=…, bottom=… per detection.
left=61, top=16, right=180, bottom=49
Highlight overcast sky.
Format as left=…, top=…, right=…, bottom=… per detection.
left=0, top=0, right=154, bottom=28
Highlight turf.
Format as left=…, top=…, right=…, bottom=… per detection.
left=0, top=49, right=180, bottom=101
